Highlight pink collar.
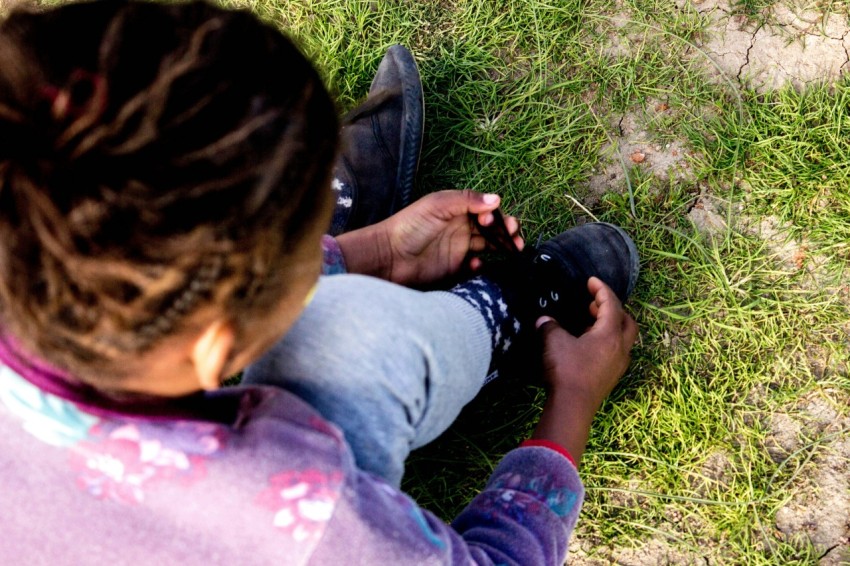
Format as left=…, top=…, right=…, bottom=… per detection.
left=0, top=334, right=247, bottom=423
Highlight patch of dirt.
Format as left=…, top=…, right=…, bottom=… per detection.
left=740, top=214, right=839, bottom=291
left=692, top=0, right=850, bottom=92
left=570, top=390, right=850, bottom=565
left=697, top=450, right=734, bottom=493
left=765, top=391, right=850, bottom=564
left=574, top=2, right=850, bottom=564
left=688, top=195, right=728, bottom=238
left=765, top=411, right=804, bottom=462
left=584, top=107, right=696, bottom=205
left=600, top=9, right=642, bottom=59
left=742, top=214, right=809, bottom=269
left=571, top=538, right=703, bottom=566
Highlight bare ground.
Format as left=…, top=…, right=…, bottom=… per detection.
left=693, top=0, right=850, bottom=92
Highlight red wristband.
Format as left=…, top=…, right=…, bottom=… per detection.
left=520, top=439, right=577, bottom=468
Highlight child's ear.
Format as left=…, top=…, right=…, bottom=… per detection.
left=191, top=319, right=235, bottom=391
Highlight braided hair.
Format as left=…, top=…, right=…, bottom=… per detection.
left=0, top=0, right=338, bottom=384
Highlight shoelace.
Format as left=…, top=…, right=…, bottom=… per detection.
left=472, top=208, right=522, bottom=254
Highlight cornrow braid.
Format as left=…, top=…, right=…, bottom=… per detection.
left=136, top=253, right=225, bottom=346
left=0, top=0, right=338, bottom=384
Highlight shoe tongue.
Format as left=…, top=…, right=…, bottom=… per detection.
left=529, top=245, right=596, bottom=335
left=532, top=243, right=581, bottom=281
left=341, top=88, right=401, bottom=124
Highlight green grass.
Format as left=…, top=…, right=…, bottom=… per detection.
left=232, top=0, right=850, bottom=563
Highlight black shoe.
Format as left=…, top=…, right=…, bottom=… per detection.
left=329, top=45, right=424, bottom=235
left=479, top=221, right=638, bottom=384
left=526, top=222, right=639, bottom=335
left=485, top=222, right=639, bottom=336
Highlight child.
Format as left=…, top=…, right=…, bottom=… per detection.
left=0, top=1, right=638, bottom=564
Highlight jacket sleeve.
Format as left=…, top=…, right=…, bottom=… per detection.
left=314, top=445, right=583, bottom=565
left=320, top=235, right=347, bottom=275
left=450, top=445, right=584, bottom=564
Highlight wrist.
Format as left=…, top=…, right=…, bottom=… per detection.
left=335, top=223, right=394, bottom=280
left=549, top=385, right=604, bottom=420
left=531, top=388, right=601, bottom=468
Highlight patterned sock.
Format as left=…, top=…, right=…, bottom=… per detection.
left=329, top=176, right=354, bottom=235
left=447, top=276, right=523, bottom=383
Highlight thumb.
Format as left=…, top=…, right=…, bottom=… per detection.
left=535, top=315, right=564, bottom=345
left=463, top=190, right=501, bottom=214
left=418, top=190, right=500, bottom=219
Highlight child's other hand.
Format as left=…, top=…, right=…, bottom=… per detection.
left=536, top=277, right=637, bottom=410
left=530, top=277, right=637, bottom=466
left=380, top=190, right=523, bottom=286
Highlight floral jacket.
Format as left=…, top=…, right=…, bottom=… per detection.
left=0, top=237, right=584, bottom=565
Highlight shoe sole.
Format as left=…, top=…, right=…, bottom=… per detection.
left=596, top=222, right=640, bottom=298
left=382, top=45, right=424, bottom=213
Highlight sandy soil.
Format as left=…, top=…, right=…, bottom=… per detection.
left=694, top=0, right=850, bottom=92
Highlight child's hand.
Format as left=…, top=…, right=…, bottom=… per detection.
left=336, top=190, right=523, bottom=286
left=530, top=277, right=638, bottom=467
left=382, top=190, right=523, bottom=285
left=537, top=277, right=637, bottom=409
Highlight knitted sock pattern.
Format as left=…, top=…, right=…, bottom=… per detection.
left=329, top=176, right=354, bottom=235
left=448, top=276, right=522, bottom=383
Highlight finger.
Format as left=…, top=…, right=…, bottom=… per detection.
left=465, top=191, right=501, bottom=214
left=535, top=315, right=560, bottom=336
left=469, top=234, right=487, bottom=252
left=442, top=189, right=500, bottom=216
left=588, top=276, right=622, bottom=311
left=587, top=277, right=624, bottom=333
left=477, top=211, right=495, bottom=227
left=417, top=190, right=500, bottom=220
left=535, top=315, right=577, bottom=350
left=502, top=216, right=526, bottom=251
left=585, top=298, right=600, bottom=334
left=622, top=312, right=638, bottom=347
left=504, top=216, right=520, bottom=236
left=586, top=275, right=608, bottom=298
left=469, top=256, right=483, bottom=271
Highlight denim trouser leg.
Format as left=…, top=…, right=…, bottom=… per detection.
left=242, top=274, right=493, bottom=487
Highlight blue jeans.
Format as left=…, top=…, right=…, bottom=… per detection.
left=243, top=274, right=493, bottom=487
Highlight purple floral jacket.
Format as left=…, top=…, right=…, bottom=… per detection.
left=0, top=237, right=584, bottom=564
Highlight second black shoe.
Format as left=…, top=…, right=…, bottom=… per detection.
left=329, top=45, right=424, bottom=235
